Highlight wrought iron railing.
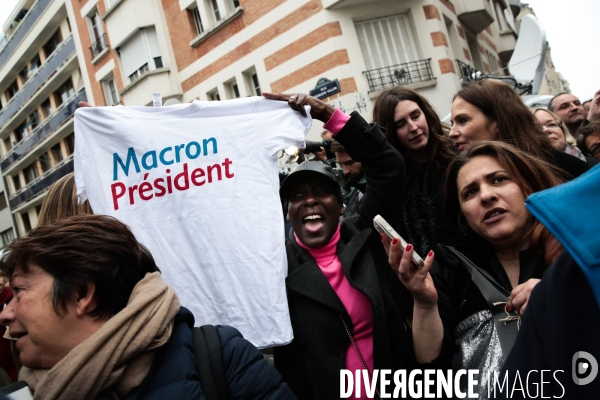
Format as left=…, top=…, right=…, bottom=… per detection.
left=90, top=33, right=108, bottom=59
left=9, top=155, right=74, bottom=209
left=363, top=59, right=435, bottom=93
left=1, top=90, right=86, bottom=171
left=456, top=59, right=481, bottom=82
left=0, top=0, right=53, bottom=70
left=0, top=36, right=75, bottom=129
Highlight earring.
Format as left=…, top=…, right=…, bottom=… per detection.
left=340, top=206, right=346, bottom=215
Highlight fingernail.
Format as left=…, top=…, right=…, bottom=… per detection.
left=380, top=233, right=384, bottom=241
left=428, top=250, right=434, bottom=257
left=392, top=238, right=399, bottom=245
left=505, top=304, right=513, bottom=312
left=405, top=243, right=412, bottom=251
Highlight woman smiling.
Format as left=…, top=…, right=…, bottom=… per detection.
left=264, top=92, right=437, bottom=400
left=372, top=88, right=456, bottom=256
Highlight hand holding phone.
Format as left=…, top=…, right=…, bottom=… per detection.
left=373, top=215, right=424, bottom=267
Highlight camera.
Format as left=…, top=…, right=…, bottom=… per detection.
left=304, top=139, right=332, bottom=155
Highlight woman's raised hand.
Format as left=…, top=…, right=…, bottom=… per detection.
left=382, top=235, right=438, bottom=308
left=262, top=92, right=335, bottom=123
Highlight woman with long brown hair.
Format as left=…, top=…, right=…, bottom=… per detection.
left=449, top=80, right=589, bottom=178
left=373, top=87, right=456, bottom=255
left=383, top=141, right=564, bottom=397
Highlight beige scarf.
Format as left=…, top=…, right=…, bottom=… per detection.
left=20, top=272, right=180, bottom=400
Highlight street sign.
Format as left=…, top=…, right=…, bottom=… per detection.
left=310, top=78, right=341, bottom=99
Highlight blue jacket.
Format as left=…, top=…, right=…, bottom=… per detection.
left=125, top=307, right=296, bottom=399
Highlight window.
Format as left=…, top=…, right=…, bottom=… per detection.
left=56, top=79, right=75, bottom=106
left=12, top=175, right=21, bottom=192
left=354, top=14, right=419, bottom=71
left=39, top=153, right=50, bottom=173
left=211, top=0, right=221, bottom=21
left=27, top=54, right=41, bottom=80
left=232, top=0, right=240, bottom=7
left=1, top=229, right=14, bottom=247
left=103, top=78, right=119, bottom=105
left=43, top=30, right=61, bottom=58
left=192, top=7, right=204, bottom=35
left=24, top=163, right=39, bottom=184
left=0, top=192, right=7, bottom=211
left=41, top=98, right=52, bottom=119
left=65, top=133, right=75, bottom=156
left=51, top=143, right=64, bottom=163
left=88, top=11, right=106, bottom=58
left=208, top=89, right=220, bottom=101
left=3, top=137, right=12, bottom=153
left=232, top=83, right=240, bottom=98
left=15, top=120, right=27, bottom=142
left=486, top=50, right=500, bottom=74
left=6, top=80, right=19, bottom=100
left=251, top=73, right=260, bottom=96
left=21, top=212, right=31, bottom=233
left=118, top=27, right=163, bottom=85
left=22, top=110, right=40, bottom=137
left=105, top=0, right=117, bottom=9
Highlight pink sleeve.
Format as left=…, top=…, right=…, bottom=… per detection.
left=323, top=108, right=351, bottom=135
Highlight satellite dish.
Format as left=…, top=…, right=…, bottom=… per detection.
left=508, top=14, right=547, bottom=95
left=163, top=98, right=182, bottom=106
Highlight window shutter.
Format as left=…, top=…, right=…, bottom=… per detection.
left=355, top=14, right=418, bottom=71
left=120, top=30, right=148, bottom=77
left=146, top=28, right=161, bottom=59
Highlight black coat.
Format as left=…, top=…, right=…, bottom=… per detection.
left=275, top=112, right=422, bottom=399
left=125, top=307, right=295, bottom=400
left=501, top=251, right=600, bottom=399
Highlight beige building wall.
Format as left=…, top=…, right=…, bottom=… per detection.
left=73, top=0, right=518, bottom=140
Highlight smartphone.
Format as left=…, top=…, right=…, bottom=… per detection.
left=373, top=214, right=424, bottom=267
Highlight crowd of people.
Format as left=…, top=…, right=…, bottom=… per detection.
left=0, top=79, right=599, bottom=399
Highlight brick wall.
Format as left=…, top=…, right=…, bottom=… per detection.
left=431, top=31, right=448, bottom=47
left=438, top=58, right=456, bottom=74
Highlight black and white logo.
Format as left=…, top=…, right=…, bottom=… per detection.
left=572, top=351, right=598, bottom=386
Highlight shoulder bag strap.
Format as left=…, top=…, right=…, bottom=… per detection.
left=193, top=325, right=232, bottom=400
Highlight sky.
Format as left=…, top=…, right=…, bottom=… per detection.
left=1, top=0, right=598, bottom=100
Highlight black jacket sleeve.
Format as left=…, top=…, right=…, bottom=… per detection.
left=333, top=112, right=405, bottom=233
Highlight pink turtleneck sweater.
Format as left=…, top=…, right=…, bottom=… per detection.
left=295, top=226, right=374, bottom=399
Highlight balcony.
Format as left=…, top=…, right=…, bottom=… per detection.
left=0, top=36, right=76, bottom=129
left=363, top=59, right=435, bottom=93
left=456, top=60, right=481, bottom=81
left=9, top=155, right=74, bottom=210
left=0, top=0, right=53, bottom=70
left=90, top=33, right=108, bottom=60
left=455, top=0, right=494, bottom=34
left=1, top=90, right=86, bottom=171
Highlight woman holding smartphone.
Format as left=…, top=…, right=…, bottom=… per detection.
left=372, top=88, right=456, bottom=256
left=383, top=141, right=564, bottom=397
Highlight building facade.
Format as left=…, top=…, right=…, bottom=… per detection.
left=0, top=0, right=88, bottom=237
left=0, top=0, right=532, bottom=235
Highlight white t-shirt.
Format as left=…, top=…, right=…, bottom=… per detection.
left=74, top=97, right=311, bottom=347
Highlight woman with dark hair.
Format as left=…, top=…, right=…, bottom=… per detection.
left=384, top=141, right=564, bottom=397
left=372, top=87, right=457, bottom=255
left=449, top=80, right=589, bottom=178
